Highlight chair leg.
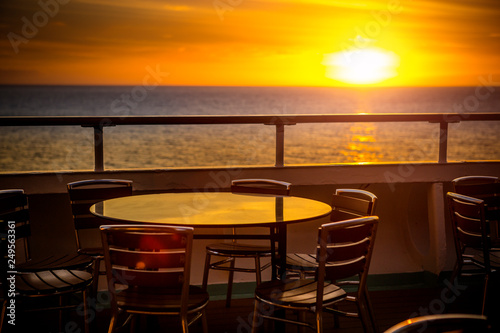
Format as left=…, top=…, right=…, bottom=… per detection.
left=201, top=309, right=209, bottom=333
left=108, top=313, right=119, bottom=333
left=355, top=301, right=368, bottom=333
left=315, top=310, right=323, bottom=333
left=0, top=300, right=7, bottom=333
left=181, top=314, right=189, bottom=333
left=251, top=300, right=260, bottom=333
left=362, top=287, right=378, bottom=333
left=82, top=289, right=90, bottom=333
left=226, top=258, right=236, bottom=307
left=357, top=296, right=376, bottom=333
left=482, top=274, right=489, bottom=315
left=91, top=257, right=101, bottom=300
left=202, top=252, right=211, bottom=292
left=255, top=256, right=262, bottom=285
left=58, top=295, right=64, bottom=333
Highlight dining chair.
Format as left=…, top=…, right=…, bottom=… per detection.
left=447, top=192, right=500, bottom=315
left=285, top=188, right=378, bottom=279
left=383, top=313, right=490, bottom=333
left=100, top=224, right=209, bottom=333
left=0, top=189, right=93, bottom=333
left=251, top=216, right=379, bottom=333
left=202, top=178, right=291, bottom=307
left=67, top=179, right=133, bottom=297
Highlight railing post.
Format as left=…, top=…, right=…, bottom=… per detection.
left=276, top=124, right=285, bottom=167
left=438, top=122, right=448, bottom=164
left=94, top=125, right=104, bottom=171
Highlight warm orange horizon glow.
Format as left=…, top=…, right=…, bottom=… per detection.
left=0, top=0, right=499, bottom=87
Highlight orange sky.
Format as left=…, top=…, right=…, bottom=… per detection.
left=1, top=0, right=499, bottom=86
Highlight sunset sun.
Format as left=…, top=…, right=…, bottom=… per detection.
left=323, top=47, right=400, bottom=85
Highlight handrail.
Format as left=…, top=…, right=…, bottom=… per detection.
left=2, top=113, right=500, bottom=126
left=1, top=113, right=500, bottom=171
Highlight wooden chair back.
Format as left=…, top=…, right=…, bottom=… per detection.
left=1, top=189, right=94, bottom=333
left=447, top=192, right=491, bottom=270
left=230, top=178, right=291, bottom=241
left=230, top=178, right=291, bottom=196
left=316, top=216, right=379, bottom=306
left=67, top=179, right=132, bottom=252
left=331, top=188, right=377, bottom=222
left=0, top=189, right=31, bottom=264
left=100, top=224, right=194, bottom=314
left=451, top=176, right=500, bottom=236
left=452, top=175, right=499, bottom=199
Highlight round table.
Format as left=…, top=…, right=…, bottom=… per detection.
left=90, top=191, right=332, bottom=279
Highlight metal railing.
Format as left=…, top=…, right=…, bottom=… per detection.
left=2, top=113, right=500, bottom=171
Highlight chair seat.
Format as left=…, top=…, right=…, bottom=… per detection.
left=16, top=252, right=93, bottom=272
left=466, top=248, right=500, bottom=268
left=255, top=279, right=346, bottom=308
left=285, top=253, right=340, bottom=273
left=206, top=242, right=274, bottom=256
left=15, top=269, right=93, bottom=295
left=116, top=285, right=209, bottom=313
left=285, top=253, right=318, bottom=272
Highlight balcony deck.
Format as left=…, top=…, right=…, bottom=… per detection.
left=9, top=275, right=499, bottom=333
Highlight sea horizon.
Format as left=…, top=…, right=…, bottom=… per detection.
left=1, top=85, right=499, bottom=172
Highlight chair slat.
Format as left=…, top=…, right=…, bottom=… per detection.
left=320, top=223, right=374, bottom=244
left=330, top=209, right=362, bottom=222
left=107, top=231, right=188, bottom=250
left=453, top=182, right=500, bottom=198
left=3, top=221, right=31, bottom=240
left=0, top=191, right=27, bottom=214
left=457, top=229, right=483, bottom=248
left=320, top=238, right=370, bottom=263
left=111, top=268, right=184, bottom=288
left=16, top=270, right=92, bottom=295
left=231, top=179, right=291, bottom=196
left=454, top=213, right=482, bottom=234
left=331, top=194, right=372, bottom=216
left=17, top=252, right=93, bottom=271
left=109, top=250, right=186, bottom=269
left=450, top=199, right=483, bottom=218
left=325, top=258, right=366, bottom=281
left=68, top=184, right=132, bottom=202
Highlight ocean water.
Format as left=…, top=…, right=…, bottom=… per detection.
left=1, top=85, right=499, bottom=172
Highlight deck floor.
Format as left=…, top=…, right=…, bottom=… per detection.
left=8, top=279, right=499, bottom=333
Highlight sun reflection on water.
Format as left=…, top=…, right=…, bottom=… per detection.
left=341, top=123, right=382, bottom=163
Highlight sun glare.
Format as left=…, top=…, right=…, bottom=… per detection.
left=323, top=47, right=400, bottom=85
